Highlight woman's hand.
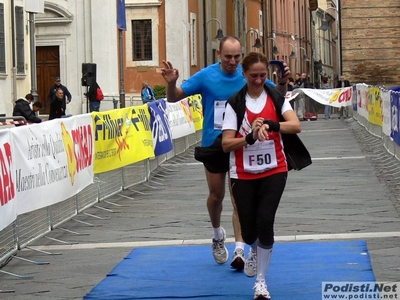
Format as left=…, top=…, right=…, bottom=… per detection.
left=251, top=117, right=264, bottom=140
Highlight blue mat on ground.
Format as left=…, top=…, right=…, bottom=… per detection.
left=83, top=240, right=375, bottom=300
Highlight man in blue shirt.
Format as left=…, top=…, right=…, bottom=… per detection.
left=161, top=36, right=290, bottom=271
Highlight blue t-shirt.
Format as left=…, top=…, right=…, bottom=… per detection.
left=182, top=62, right=275, bottom=146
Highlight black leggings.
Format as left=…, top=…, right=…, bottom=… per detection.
left=231, top=172, right=287, bottom=247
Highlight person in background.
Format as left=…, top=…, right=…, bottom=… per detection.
left=12, top=94, right=43, bottom=125
left=292, top=73, right=306, bottom=120
left=48, top=77, right=72, bottom=114
left=221, top=51, right=301, bottom=299
left=161, top=36, right=290, bottom=272
left=141, top=81, right=156, bottom=104
left=338, top=80, right=351, bottom=118
left=85, top=81, right=102, bottom=112
left=322, top=77, right=331, bottom=119
left=49, top=88, right=66, bottom=120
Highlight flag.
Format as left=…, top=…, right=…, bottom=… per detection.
left=117, top=0, right=126, bottom=31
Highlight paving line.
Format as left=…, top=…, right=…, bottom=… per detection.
left=162, top=156, right=365, bottom=167
left=27, top=231, right=400, bottom=251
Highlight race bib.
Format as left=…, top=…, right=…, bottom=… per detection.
left=214, top=100, right=227, bottom=130
left=243, top=140, right=277, bottom=174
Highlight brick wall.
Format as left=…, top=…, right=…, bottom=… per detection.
left=341, top=0, right=400, bottom=87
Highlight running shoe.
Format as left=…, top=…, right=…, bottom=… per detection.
left=211, top=227, right=229, bottom=264
left=230, top=248, right=245, bottom=271
left=244, top=250, right=257, bottom=277
left=253, top=279, right=271, bottom=299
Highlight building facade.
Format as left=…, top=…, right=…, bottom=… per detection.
left=1, top=0, right=339, bottom=118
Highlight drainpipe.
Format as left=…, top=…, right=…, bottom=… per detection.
left=203, top=0, right=207, bottom=68
left=29, top=12, right=38, bottom=102
left=11, top=0, right=17, bottom=103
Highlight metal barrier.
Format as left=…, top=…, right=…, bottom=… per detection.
left=0, top=116, right=27, bottom=128
left=0, top=130, right=201, bottom=284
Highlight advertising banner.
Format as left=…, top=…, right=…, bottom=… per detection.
left=300, top=87, right=353, bottom=108
left=368, top=87, right=382, bottom=126
left=390, top=92, right=400, bottom=145
left=187, top=94, right=203, bottom=131
left=166, top=99, right=195, bottom=139
left=0, top=129, right=17, bottom=231
left=11, top=115, right=94, bottom=215
left=147, top=100, right=173, bottom=156
left=356, top=84, right=369, bottom=120
left=382, top=90, right=391, bottom=137
left=93, top=106, right=154, bottom=173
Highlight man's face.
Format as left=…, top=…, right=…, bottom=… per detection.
left=301, top=73, right=307, bottom=79
left=217, top=39, right=242, bottom=75
left=33, top=106, right=40, bottom=113
left=56, top=89, right=64, bottom=99
left=55, top=80, right=61, bottom=86
left=295, top=74, right=300, bottom=80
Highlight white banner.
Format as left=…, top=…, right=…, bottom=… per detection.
left=382, top=90, right=392, bottom=136
left=166, top=99, right=195, bottom=139
left=11, top=115, right=94, bottom=215
left=356, top=83, right=369, bottom=119
left=294, top=87, right=353, bottom=107
left=0, top=129, right=17, bottom=231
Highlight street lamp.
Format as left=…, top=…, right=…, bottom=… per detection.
left=318, top=7, right=341, bottom=77
left=298, top=47, right=310, bottom=61
left=207, top=18, right=224, bottom=40
left=266, top=37, right=280, bottom=56
left=284, top=43, right=297, bottom=59
left=246, top=29, right=263, bottom=53
left=205, top=18, right=224, bottom=65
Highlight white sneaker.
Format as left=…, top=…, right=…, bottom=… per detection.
left=230, top=248, right=245, bottom=271
left=253, top=280, right=271, bottom=299
left=211, top=227, right=228, bottom=264
left=244, top=250, right=257, bottom=277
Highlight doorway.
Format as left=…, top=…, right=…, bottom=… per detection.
left=36, top=46, right=60, bottom=114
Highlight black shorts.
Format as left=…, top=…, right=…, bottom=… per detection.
left=194, top=134, right=229, bottom=174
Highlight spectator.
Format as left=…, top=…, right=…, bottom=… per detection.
left=336, top=80, right=351, bottom=118
left=12, top=94, right=42, bottom=125
left=322, top=77, right=331, bottom=119
left=141, top=81, right=156, bottom=104
left=85, top=81, right=102, bottom=112
left=292, top=73, right=306, bottom=120
left=49, top=88, right=66, bottom=120
left=48, top=77, right=72, bottom=114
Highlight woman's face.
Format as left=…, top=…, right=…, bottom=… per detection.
left=243, top=61, right=268, bottom=93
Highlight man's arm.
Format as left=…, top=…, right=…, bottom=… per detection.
left=48, top=87, right=56, bottom=103
left=64, top=86, right=72, bottom=103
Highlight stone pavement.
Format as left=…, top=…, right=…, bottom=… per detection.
left=1, top=117, right=399, bottom=299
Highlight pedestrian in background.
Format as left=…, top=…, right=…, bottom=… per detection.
left=12, top=94, right=42, bottom=125
left=141, top=81, right=156, bottom=104
left=48, top=77, right=72, bottom=114
left=161, top=36, right=290, bottom=273
left=85, top=81, right=102, bottom=112
left=322, top=77, right=331, bottom=119
left=49, top=88, right=66, bottom=120
left=221, top=51, right=305, bottom=299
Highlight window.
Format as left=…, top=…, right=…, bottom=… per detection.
left=190, top=13, right=197, bottom=66
left=15, top=6, right=25, bottom=74
left=132, top=19, right=152, bottom=61
left=0, top=3, right=5, bottom=73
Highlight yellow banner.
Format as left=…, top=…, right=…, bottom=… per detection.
left=92, top=106, right=154, bottom=173
left=187, top=94, right=203, bottom=131
left=368, top=87, right=382, bottom=126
